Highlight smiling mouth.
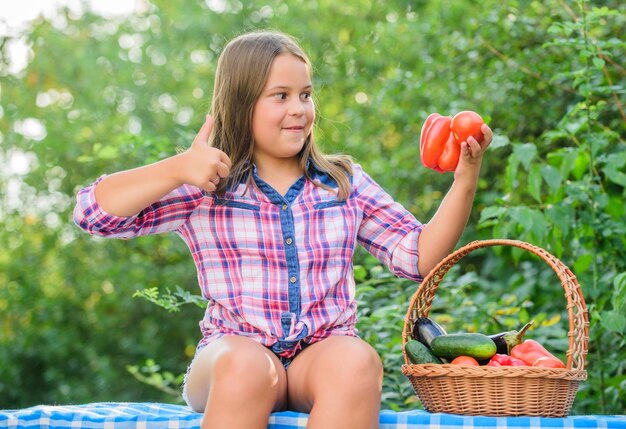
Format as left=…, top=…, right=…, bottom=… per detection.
left=283, top=126, right=305, bottom=131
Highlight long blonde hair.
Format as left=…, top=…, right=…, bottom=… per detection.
left=209, top=30, right=353, bottom=199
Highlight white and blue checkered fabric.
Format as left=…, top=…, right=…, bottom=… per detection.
left=1, top=403, right=625, bottom=429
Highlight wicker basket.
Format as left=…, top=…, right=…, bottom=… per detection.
left=402, top=239, right=588, bottom=417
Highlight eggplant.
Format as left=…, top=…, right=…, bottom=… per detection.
left=412, top=317, right=447, bottom=348
left=488, top=320, right=534, bottom=355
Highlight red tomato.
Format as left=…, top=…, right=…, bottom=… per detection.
left=451, top=111, right=484, bottom=144
left=450, top=356, right=480, bottom=366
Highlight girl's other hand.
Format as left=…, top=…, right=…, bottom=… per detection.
left=179, top=115, right=232, bottom=193
left=454, top=124, right=492, bottom=182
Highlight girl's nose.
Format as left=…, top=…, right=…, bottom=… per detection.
left=288, top=100, right=305, bottom=116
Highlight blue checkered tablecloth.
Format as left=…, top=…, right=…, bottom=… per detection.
left=1, top=402, right=624, bottom=428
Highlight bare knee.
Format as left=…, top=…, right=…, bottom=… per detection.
left=288, top=337, right=382, bottom=409
left=330, top=338, right=383, bottom=392
left=184, top=337, right=286, bottom=413
left=287, top=336, right=382, bottom=427
left=311, top=337, right=381, bottom=376
left=212, top=343, right=283, bottom=395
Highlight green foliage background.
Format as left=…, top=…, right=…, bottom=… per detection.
left=1, top=0, right=624, bottom=415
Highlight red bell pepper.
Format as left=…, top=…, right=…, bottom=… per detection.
left=419, top=111, right=485, bottom=173
left=420, top=114, right=459, bottom=173
left=486, top=354, right=527, bottom=367
left=510, top=339, right=565, bottom=368
left=532, top=356, right=567, bottom=368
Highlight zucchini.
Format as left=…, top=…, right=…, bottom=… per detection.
left=430, top=333, right=497, bottom=360
left=405, top=339, right=443, bottom=364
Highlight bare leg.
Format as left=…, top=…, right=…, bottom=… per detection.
left=184, top=335, right=288, bottom=429
left=287, top=336, right=383, bottom=429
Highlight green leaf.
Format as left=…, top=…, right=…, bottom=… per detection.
left=489, top=134, right=510, bottom=149
left=612, top=272, right=626, bottom=312
left=528, top=164, right=543, bottom=203
left=510, top=206, right=534, bottom=235
left=547, top=23, right=564, bottom=35
left=545, top=205, right=572, bottom=237
left=606, top=196, right=626, bottom=218
left=572, top=150, right=590, bottom=180
left=540, top=164, right=563, bottom=194
left=605, top=152, right=626, bottom=169
left=604, top=168, right=626, bottom=188
left=558, top=148, right=580, bottom=179
left=354, top=265, right=368, bottom=282
left=529, top=210, right=549, bottom=242
left=505, top=157, right=520, bottom=193
left=573, top=253, right=594, bottom=274
left=512, top=143, right=537, bottom=171
left=478, top=206, right=506, bottom=225
left=592, top=57, right=605, bottom=70
left=600, top=311, right=626, bottom=334
left=519, top=307, right=530, bottom=324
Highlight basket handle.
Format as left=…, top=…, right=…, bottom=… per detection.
left=403, top=239, right=588, bottom=370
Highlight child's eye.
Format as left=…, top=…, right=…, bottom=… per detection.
left=273, top=92, right=287, bottom=100
left=301, top=92, right=312, bottom=101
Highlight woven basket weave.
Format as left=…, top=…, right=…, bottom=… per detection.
left=402, top=239, right=588, bottom=417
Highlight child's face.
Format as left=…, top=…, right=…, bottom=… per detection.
left=252, top=53, right=314, bottom=167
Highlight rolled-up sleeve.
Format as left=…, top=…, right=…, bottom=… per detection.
left=73, top=175, right=204, bottom=238
left=354, top=165, right=424, bottom=281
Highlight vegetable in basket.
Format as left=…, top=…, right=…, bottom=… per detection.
left=486, top=354, right=527, bottom=367
left=488, top=320, right=534, bottom=355
left=511, top=339, right=566, bottom=368
left=412, top=317, right=447, bottom=348
left=430, top=333, right=497, bottom=360
left=450, top=356, right=480, bottom=366
left=405, top=339, right=443, bottom=364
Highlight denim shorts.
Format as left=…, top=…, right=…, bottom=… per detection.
left=275, top=341, right=308, bottom=369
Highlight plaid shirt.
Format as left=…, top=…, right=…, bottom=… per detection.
left=74, top=163, right=423, bottom=358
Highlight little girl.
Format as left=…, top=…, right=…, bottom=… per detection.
left=74, top=30, right=492, bottom=429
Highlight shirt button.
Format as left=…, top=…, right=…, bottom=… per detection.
left=282, top=204, right=288, bottom=210
left=290, top=276, right=297, bottom=283
left=285, top=238, right=293, bottom=245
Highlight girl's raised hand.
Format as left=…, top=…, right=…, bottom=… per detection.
left=454, top=123, right=492, bottom=181
left=179, top=115, right=232, bottom=193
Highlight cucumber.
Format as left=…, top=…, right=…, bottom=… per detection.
left=430, top=333, right=497, bottom=360
left=405, top=339, right=443, bottom=364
